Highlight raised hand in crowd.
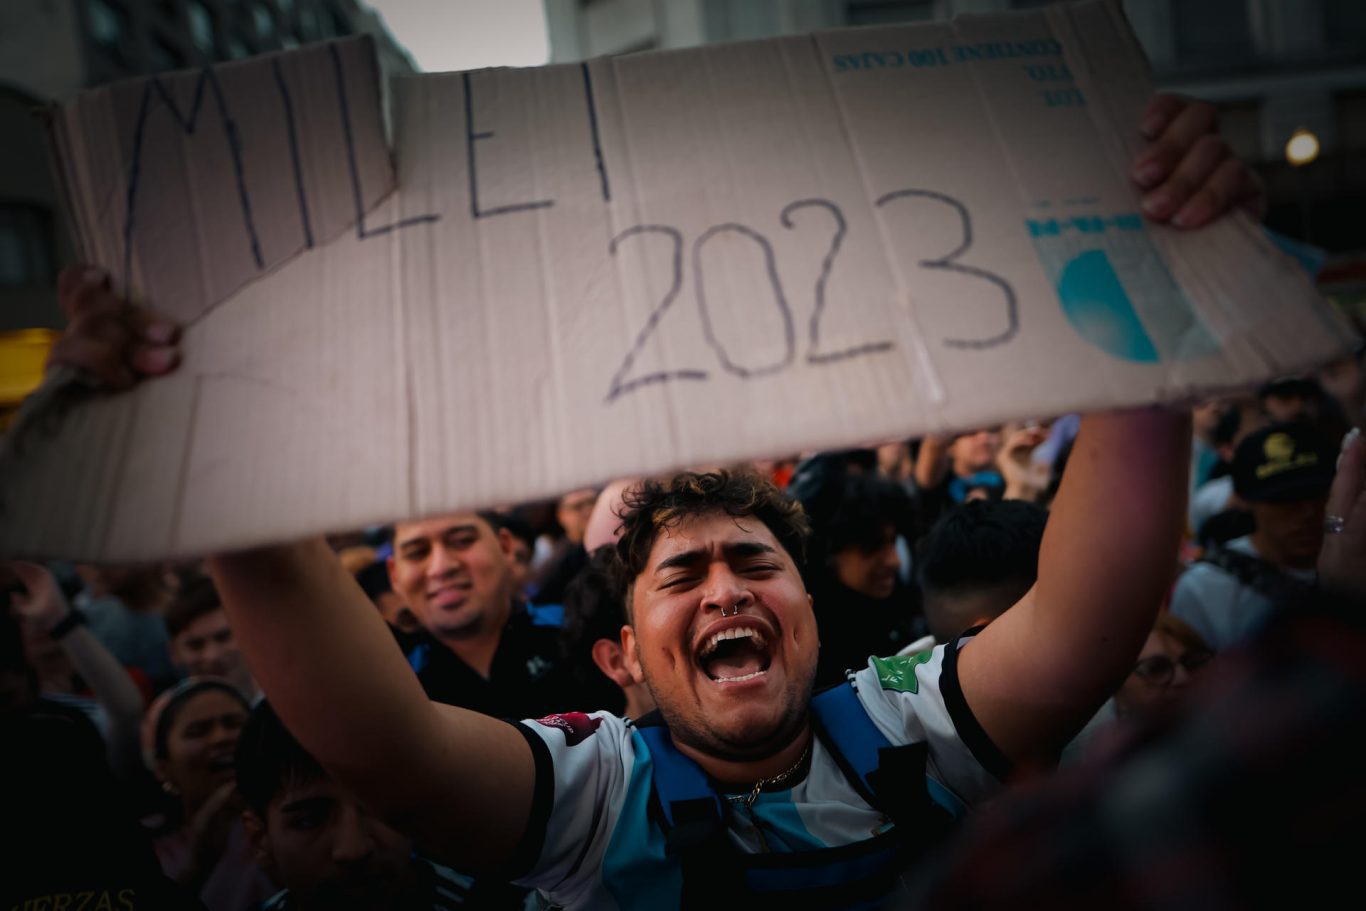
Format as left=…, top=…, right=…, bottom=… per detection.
left=6, top=560, right=146, bottom=779
left=1320, top=430, right=1365, bottom=603
left=996, top=423, right=1049, bottom=503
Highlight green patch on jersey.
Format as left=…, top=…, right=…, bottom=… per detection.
left=871, top=651, right=934, bottom=694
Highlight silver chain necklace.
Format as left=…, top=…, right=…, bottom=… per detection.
left=726, top=740, right=812, bottom=809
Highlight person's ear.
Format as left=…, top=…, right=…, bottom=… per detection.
left=619, top=625, right=645, bottom=684
left=494, top=526, right=517, bottom=561
left=591, top=638, right=636, bottom=689
left=241, top=808, right=277, bottom=874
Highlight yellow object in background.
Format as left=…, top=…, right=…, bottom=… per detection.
left=0, top=329, right=58, bottom=430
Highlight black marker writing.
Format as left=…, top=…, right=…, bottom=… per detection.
left=604, top=225, right=707, bottom=404
left=463, top=71, right=554, bottom=219
left=780, top=198, right=894, bottom=364
left=876, top=188, right=1017, bottom=349
left=122, top=66, right=262, bottom=292
left=330, top=42, right=440, bottom=238
left=692, top=223, right=795, bottom=378
left=273, top=57, right=314, bottom=249
left=581, top=63, right=611, bottom=202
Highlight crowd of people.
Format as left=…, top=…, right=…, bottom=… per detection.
left=4, top=94, right=1366, bottom=910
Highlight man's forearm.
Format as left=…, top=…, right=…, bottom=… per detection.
left=59, top=626, right=146, bottom=777
left=206, top=540, right=536, bottom=870
left=208, top=541, right=439, bottom=798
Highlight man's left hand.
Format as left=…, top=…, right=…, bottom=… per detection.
left=1130, top=94, right=1266, bottom=229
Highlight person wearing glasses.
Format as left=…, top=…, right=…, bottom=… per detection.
left=1113, top=613, right=1213, bottom=725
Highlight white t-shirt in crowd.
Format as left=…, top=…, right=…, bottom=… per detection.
left=1170, top=536, right=1315, bottom=649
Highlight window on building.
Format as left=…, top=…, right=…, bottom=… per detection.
left=188, top=1, right=217, bottom=54
left=1173, top=0, right=1254, bottom=69
left=1337, top=92, right=1366, bottom=151
left=328, top=6, right=352, bottom=37
left=277, top=0, right=296, bottom=13
left=1325, top=0, right=1366, bottom=54
left=0, top=204, right=55, bottom=289
left=254, top=3, right=275, bottom=39
left=298, top=6, right=320, bottom=40
left=85, top=0, right=129, bottom=51
left=843, top=0, right=937, bottom=26
left=228, top=35, right=252, bottom=59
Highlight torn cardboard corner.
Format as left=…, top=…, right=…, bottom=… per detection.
left=47, top=34, right=394, bottom=327
left=0, top=0, right=1357, bottom=562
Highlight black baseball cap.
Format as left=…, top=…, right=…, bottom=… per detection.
left=1231, top=422, right=1336, bottom=503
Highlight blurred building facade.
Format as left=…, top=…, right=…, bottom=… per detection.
left=544, top=0, right=1366, bottom=261
left=0, top=0, right=414, bottom=338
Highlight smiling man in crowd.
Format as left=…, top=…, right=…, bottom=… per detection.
left=387, top=514, right=571, bottom=719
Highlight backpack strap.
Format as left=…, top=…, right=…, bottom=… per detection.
left=635, top=720, right=725, bottom=850
left=810, top=682, right=966, bottom=829
left=635, top=715, right=743, bottom=908
left=638, top=686, right=962, bottom=908
left=1199, top=546, right=1315, bottom=607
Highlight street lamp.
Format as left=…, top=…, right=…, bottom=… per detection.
left=1285, top=128, right=1320, bottom=167
left=1284, top=128, right=1321, bottom=242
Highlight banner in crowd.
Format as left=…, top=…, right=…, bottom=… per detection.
left=0, top=0, right=1355, bottom=560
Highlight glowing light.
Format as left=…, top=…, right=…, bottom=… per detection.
left=1285, top=128, right=1320, bottom=166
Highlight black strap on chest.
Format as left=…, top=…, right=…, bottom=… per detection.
left=636, top=681, right=960, bottom=908
left=1198, top=546, right=1315, bottom=607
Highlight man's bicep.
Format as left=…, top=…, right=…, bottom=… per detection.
left=398, top=705, right=541, bottom=873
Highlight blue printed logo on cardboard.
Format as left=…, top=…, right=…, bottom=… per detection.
left=1027, top=211, right=1218, bottom=363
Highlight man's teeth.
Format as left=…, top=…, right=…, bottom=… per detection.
left=700, top=626, right=766, bottom=658
left=713, top=669, right=767, bottom=683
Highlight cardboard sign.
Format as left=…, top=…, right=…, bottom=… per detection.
left=0, top=1, right=1356, bottom=561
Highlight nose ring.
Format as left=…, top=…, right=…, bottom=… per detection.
left=722, top=600, right=744, bottom=618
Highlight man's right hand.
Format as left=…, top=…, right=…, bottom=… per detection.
left=47, top=264, right=181, bottom=390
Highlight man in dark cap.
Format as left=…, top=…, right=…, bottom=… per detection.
left=1171, top=422, right=1338, bottom=649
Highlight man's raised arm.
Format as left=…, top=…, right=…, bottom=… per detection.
left=209, top=542, right=536, bottom=871
left=958, top=409, right=1189, bottom=764
left=956, top=94, right=1263, bottom=766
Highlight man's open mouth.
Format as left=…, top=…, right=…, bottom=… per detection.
left=208, top=754, right=235, bottom=773
left=697, top=626, right=772, bottom=683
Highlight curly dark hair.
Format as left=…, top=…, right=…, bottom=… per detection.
left=614, top=470, right=811, bottom=606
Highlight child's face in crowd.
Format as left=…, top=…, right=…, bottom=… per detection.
left=160, top=690, right=247, bottom=809
left=170, top=608, right=243, bottom=680
left=950, top=429, right=1002, bottom=474
left=832, top=523, right=901, bottom=600
left=556, top=489, right=599, bottom=546
left=247, top=777, right=414, bottom=910
left=388, top=515, right=515, bottom=640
